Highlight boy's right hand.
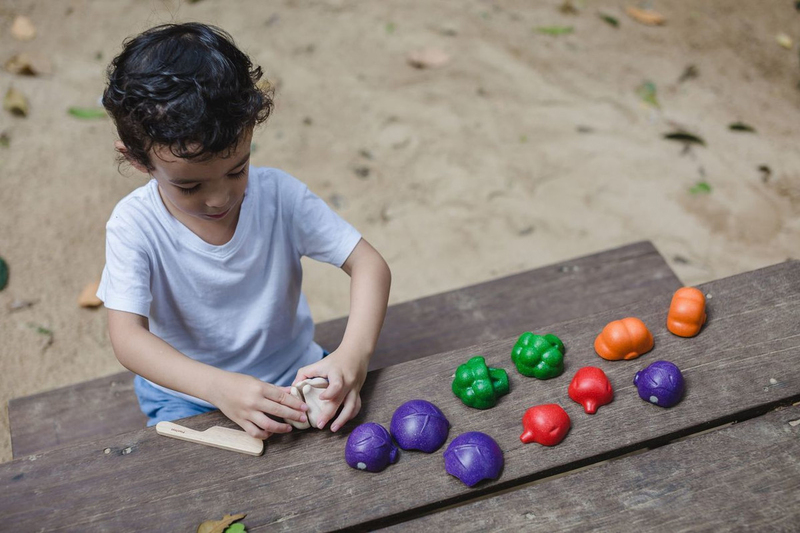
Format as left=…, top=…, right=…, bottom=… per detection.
left=209, top=372, right=309, bottom=439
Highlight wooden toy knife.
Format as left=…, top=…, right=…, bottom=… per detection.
left=156, top=421, right=264, bottom=456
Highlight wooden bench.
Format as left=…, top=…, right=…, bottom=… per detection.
left=386, top=404, right=800, bottom=532
left=1, top=259, right=797, bottom=531
left=8, top=241, right=680, bottom=458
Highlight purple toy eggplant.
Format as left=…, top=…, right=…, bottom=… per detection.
left=345, top=422, right=399, bottom=472
left=390, top=399, right=450, bottom=453
left=634, top=360, right=685, bottom=408
left=443, top=431, right=504, bottom=487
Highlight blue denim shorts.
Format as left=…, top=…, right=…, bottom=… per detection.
left=134, top=375, right=217, bottom=427
left=134, top=350, right=330, bottom=427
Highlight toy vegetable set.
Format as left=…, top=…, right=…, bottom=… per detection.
left=345, top=286, right=706, bottom=487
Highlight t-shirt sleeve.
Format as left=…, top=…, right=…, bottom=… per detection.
left=96, top=209, right=153, bottom=317
left=289, top=179, right=362, bottom=267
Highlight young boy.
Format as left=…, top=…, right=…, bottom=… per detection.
left=98, top=23, right=391, bottom=440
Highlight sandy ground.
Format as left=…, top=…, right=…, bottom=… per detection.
left=1, top=0, right=799, bottom=464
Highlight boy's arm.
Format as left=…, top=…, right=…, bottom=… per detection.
left=294, top=238, right=391, bottom=432
left=107, top=310, right=308, bottom=438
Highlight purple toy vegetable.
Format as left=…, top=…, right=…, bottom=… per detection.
left=345, top=422, right=399, bottom=472
left=390, top=399, right=450, bottom=453
left=634, top=360, right=685, bottom=408
left=443, top=431, right=504, bottom=487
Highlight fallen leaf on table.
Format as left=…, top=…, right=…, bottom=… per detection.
left=407, top=48, right=450, bottom=69
left=598, top=13, right=619, bottom=27
left=536, top=26, right=574, bottom=35
left=776, top=33, right=793, bottom=49
left=689, top=182, right=712, bottom=194
left=68, top=107, right=107, bottom=119
left=635, top=81, right=659, bottom=108
left=197, top=513, right=246, bottom=533
left=5, top=52, right=53, bottom=76
left=11, top=15, right=37, bottom=41
left=626, top=6, right=665, bottom=26
left=729, top=122, right=756, bottom=133
left=78, top=280, right=103, bottom=308
left=663, top=131, right=706, bottom=146
left=0, top=256, right=8, bottom=291
left=224, top=524, right=246, bottom=533
left=3, top=87, right=29, bottom=116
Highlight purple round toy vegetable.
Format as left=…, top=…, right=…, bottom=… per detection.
left=390, top=399, right=450, bottom=453
left=345, top=423, right=399, bottom=472
left=634, top=360, right=685, bottom=408
left=443, top=431, right=504, bottom=487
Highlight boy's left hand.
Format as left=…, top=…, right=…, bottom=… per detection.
left=293, top=349, right=368, bottom=432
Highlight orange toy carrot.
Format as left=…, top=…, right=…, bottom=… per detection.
left=667, top=287, right=707, bottom=337
left=594, top=317, right=654, bottom=361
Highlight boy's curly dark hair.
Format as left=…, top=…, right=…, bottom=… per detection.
left=103, top=23, right=273, bottom=170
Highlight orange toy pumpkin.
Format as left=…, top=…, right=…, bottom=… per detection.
left=594, top=317, right=654, bottom=361
left=667, top=287, right=707, bottom=337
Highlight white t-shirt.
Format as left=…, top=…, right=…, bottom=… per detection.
left=97, top=167, right=362, bottom=407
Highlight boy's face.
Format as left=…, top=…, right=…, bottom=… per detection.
left=119, top=131, right=252, bottom=229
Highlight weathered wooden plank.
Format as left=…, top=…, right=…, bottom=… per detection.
left=9, top=241, right=680, bottom=458
left=386, top=405, right=800, bottom=532
left=1, top=261, right=796, bottom=532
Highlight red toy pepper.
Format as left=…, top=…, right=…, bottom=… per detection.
left=520, top=404, right=571, bottom=446
left=568, top=366, right=614, bottom=414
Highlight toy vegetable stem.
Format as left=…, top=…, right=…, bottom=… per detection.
left=488, top=367, right=510, bottom=396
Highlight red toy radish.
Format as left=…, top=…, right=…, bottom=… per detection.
left=520, top=404, right=571, bottom=446
left=568, top=366, right=614, bottom=414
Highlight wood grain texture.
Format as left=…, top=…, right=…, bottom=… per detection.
left=9, top=241, right=680, bottom=458
left=0, top=261, right=797, bottom=532
left=387, top=405, right=800, bottom=532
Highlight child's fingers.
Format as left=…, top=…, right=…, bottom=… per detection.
left=330, top=390, right=361, bottom=433
left=251, top=411, right=294, bottom=435
left=260, top=400, right=308, bottom=423
left=263, top=384, right=308, bottom=412
left=319, top=371, right=343, bottom=401
left=240, top=420, right=270, bottom=440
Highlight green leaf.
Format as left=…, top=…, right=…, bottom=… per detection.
left=67, top=107, right=107, bottom=119
left=536, top=26, right=574, bottom=35
left=27, top=323, right=52, bottom=336
left=689, top=182, right=712, bottom=194
left=385, top=22, right=396, bottom=34
left=635, top=81, right=659, bottom=108
left=599, top=13, right=619, bottom=27
left=663, top=131, right=706, bottom=146
left=224, top=524, right=246, bottom=533
left=729, top=122, right=756, bottom=133
left=0, top=256, right=8, bottom=291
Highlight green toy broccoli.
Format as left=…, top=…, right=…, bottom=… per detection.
left=511, top=332, right=564, bottom=379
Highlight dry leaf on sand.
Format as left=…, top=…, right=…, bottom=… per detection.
left=78, top=280, right=103, bottom=308
left=626, top=6, right=665, bottom=26
left=4, top=87, right=29, bottom=116
left=776, top=33, right=793, bottom=49
left=197, top=513, right=246, bottom=533
left=11, top=15, right=37, bottom=41
left=5, top=53, right=53, bottom=76
left=407, top=48, right=450, bottom=69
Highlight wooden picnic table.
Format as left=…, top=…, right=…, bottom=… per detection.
left=1, top=251, right=798, bottom=531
